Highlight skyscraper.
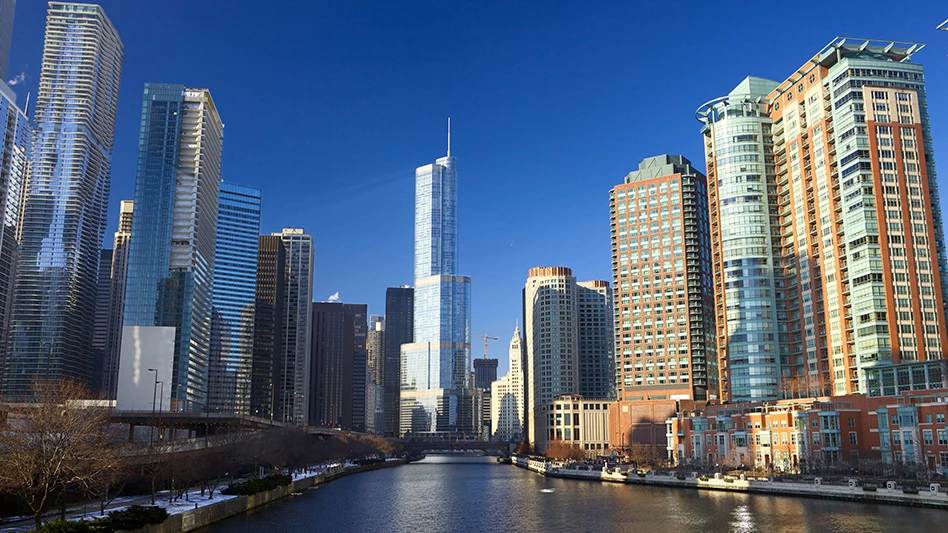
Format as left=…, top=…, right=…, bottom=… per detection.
left=525, top=267, right=578, bottom=449
left=577, top=280, right=615, bottom=400
left=276, top=228, right=314, bottom=425
left=473, top=358, right=498, bottom=389
left=366, top=315, right=385, bottom=432
left=0, top=78, right=28, bottom=388
left=209, top=183, right=261, bottom=414
left=697, top=38, right=948, bottom=400
left=91, top=200, right=133, bottom=398
left=490, top=324, right=525, bottom=442
left=5, top=3, right=122, bottom=400
left=524, top=267, right=613, bottom=451
left=350, top=304, right=368, bottom=431
left=90, top=249, right=112, bottom=394
left=103, top=200, right=133, bottom=399
left=309, top=302, right=366, bottom=429
left=400, top=124, right=475, bottom=436
left=383, top=286, right=412, bottom=436
left=0, top=0, right=14, bottom=81
left=250, top=235, right=286, bottom=419
left=610, top=155, right=717, bottom=403
left=118, top=84, right=222, bottom=412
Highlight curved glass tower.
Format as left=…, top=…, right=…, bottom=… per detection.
left=5, top=3, right=123, bottom=400
left=697, top=78, right=785, bottom=402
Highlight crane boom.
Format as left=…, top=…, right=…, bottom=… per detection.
left=472, top=332, right=498, bottom=359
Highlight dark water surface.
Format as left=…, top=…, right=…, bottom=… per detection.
left=202, top=455, right=943, bottom=532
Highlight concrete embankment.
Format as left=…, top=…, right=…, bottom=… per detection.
left=512, top=455, right=948, bottom=509
left=134, top=460, right=407, bottom=533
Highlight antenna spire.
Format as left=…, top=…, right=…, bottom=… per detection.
left=447, top=116, right=451, bottom=157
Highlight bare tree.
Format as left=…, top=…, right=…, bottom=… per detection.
left=0, top=379, right=124, bottom=530
left=545, top=439, right=586, bottom=462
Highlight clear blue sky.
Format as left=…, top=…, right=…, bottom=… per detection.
left=6, top=1, right=948, bottom=375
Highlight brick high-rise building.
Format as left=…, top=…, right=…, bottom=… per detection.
left=610, top=155, right=717, bottom=403
left=697, top=38, right=948, bottom=401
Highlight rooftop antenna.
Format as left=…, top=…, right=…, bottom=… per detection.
left=447, top=116, right=451, bottom=157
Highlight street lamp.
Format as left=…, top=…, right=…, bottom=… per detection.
left=148, top=368, right=158, bottom=446
left=157, top=381, right=164, bottom=442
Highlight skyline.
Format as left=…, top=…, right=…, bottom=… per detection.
left=6, top=1, right=948, bottom=376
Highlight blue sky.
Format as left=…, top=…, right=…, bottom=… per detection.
left=6, top=1, right=948, bottom=374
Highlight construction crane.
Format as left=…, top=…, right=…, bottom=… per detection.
left=472, top=333, right=498, bottom=359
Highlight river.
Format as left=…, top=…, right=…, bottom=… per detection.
left=202, top=455, right=944, bottom=532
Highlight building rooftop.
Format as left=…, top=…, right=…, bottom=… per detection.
left=624, top=154, right=701, bottom=183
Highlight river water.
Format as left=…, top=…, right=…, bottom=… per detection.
left=203, top=455, right=943, bottom=532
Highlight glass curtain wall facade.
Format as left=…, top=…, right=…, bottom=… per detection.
left=250, top=235, right=285, bottom=419
left=383, top=286, right=412, bottom=436
left=698, top=78, right=785, bottom=402
left=5, top=3, right=122, bottom=400
left=276, top=228, right=313, bottom=426
left=209, top=183, right=260, bottom=414
left=400, top=143, right=475, bottom=436
left=0, top=81, right=28, bottom=390
left=121, top=84, right=223, bottom=411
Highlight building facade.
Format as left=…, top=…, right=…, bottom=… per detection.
left=0, top=79, right=29, bottom=388
left=400, top=134, right=475, bottom=436
left=276, top=228, right=314, bottom=425
left=0, top=0, right=13, bottom=81
left=539, top=394, right=611, bottom=458
left=383, top=286, right=412, bottom=436
left=366, top=315, right=385, bottom=432
left=102, top=201, right=133, bottom=399
left=491, top=325, right=525, bottom=442
left=119, top=85, right=222, bottom=412
left=250, top=235, right=286, bottom=419
left=208, top=183, right=261, bottom=414
left=5, top=3, right=123, bottom=400
left=697, top=38, right=948, bottom=401
left=309, top=302, right=367, bottom=429
left=577, top=280, right=615, bottom=400
left=473, top=358, right=499, bottom=390
left=610, top=155, right=717, bottom=403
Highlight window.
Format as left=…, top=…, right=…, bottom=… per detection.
left=938, top=430, right=947, bottom=446
left=848, top=417, right=855, bottom=427
left=849, top=432, right=858, bottom=445
left=923, top=430, right=933, bottom=446
left=942, top=452, right=948, bottom=468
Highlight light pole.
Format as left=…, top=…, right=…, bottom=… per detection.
left=157, top=381, right=164, bottom=443
left=148, top=368, right=158, bottom=446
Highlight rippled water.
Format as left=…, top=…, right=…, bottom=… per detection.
left=203, top=455, right=943, bottom=532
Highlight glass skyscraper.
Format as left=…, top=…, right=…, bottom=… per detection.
left=0, top=79, right=29, bottom=393
left=400, top=128, right=476, bottom=436
left=121, top=84, right=223, bottom=411
left=209, top=183, right=261, bottom=414
left=5, top=3, right=123, bottom=400
left=276, top=228, right=313, bottom=426
left=0, top=0, right=14, bottom=81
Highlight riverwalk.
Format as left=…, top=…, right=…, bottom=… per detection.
left=512, top=455, right=948, bottom=509
left=0, top=459, right=407, bottom=533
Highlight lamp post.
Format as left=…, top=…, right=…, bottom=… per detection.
left=157, top=381, right=164, bottom=443
left=148, top=368, right=158, bottom=446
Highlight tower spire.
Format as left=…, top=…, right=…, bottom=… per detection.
left=447, top=116, right=451, bottom=157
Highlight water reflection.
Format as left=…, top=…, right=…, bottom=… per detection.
left=203, top=455, right=943, bottom=533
